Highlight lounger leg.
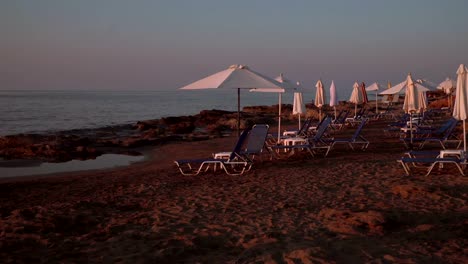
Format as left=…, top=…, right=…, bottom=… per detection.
left=398, top=160, right=411, bottom=176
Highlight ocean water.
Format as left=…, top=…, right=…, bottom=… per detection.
left=0, top=89, right=325, bottom=136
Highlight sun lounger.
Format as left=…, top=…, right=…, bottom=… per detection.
left=218, top=124, right=270, bottom=163
left=330, top=110, right=349, bottom=131
left=400, top=119, right=461, bottom=149
left=397, top=156, right=465, bottom=176
left=174, top=129, right=251, bottom=176
left=324, top=118, right=370, bottom=152
left=269, top=116, right=333, bottom=158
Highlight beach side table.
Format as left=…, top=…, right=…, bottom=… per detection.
left=438, top=149, right=464, bottom=169
left=283, top=131, right=298, bottom=137
left=281, top=137, right=308, bottom=154
left=283, top=137, right=308, bottom=146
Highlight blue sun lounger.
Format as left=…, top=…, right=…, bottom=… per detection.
left=324, top=118, right=370, bottom=152
left=174, top=128, right=251, bottom=176
left=398, top=155, right=465, bottom=176
left=269, top=116, right=332, bottom=158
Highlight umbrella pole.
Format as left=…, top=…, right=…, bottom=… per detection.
left=319, top=108, right=322, bottom=122
left=410, top=113, right=413, bottom=149
left=464, top=120, right=466, bottom=153
left=298, top=114, right=301, bottom=130
left=237, top=88, right=240, bottom=137
left=278, top=93, right=282, bottom=143
left=334, top=106, right=337, bottom=120
left=355, top=104, right=357, bottom=118
left=375, top=90, right=378, bottom=113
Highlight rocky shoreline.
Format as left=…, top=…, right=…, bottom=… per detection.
left=0, top=106, right=286, bottom=163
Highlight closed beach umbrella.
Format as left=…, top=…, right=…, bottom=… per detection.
left=293, top=90, right=304, bottom=130
left=180, top=64, right=283, bottom=136
left=349, top=81, right=361, bottom=117
left=366, top=82, right=382, bottom=113
left=453, top=64, right=468, bottom=152
left=418, top=91, right=428, bottom=113
left=329, top=80, right=338, bottom=119
left=403, top=73, right=419, bottom=146
left=315, top=80, right=325, bottom=121
left=360, top=82, right=369, bottom=104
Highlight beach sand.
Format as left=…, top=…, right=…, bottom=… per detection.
left=0, top=119, right=467, bottom=263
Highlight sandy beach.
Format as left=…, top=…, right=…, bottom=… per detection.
left=0, top=115, right=466, bottom=263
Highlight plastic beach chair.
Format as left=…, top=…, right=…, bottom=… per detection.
left=325, top=118, right=370, bottom=152
left=269, top=116, right=333, bottom=158
left=215, top=124, right=270, bottom=163
left=174, top=129, right=251, bottom=176
left=400, top=119, right=461, bottom=149
left=397, top=150, right=465, bottom=176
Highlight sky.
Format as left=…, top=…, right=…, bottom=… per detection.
left=1, top=0, right=468, bottom=92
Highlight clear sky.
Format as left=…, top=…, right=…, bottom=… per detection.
left=1, top=0, right=467, bottom=91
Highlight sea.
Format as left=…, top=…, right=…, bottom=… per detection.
left=0, top=89, right=336, bottom=136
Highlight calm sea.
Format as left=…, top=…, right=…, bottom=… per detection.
left=0, top=89, right=336, bottom=136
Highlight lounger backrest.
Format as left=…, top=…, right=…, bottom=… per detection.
left=298, top=118, right=314, bottom=136
left=442, top=119, right=458, bottom=140
left=312, top=116, right=332, bottom=141
left=434, top=118, right=456, bottom=135
left=334, top=110, right=344, bottom=121
left=295, top=118, right=310, bottom=136
left=351, top=119, right=367, bottom=140
left=243, top=124, right=269, bottom=154
left=335, top=111, right=348, bottom=124
left=228, top=128, right=250, bottom=161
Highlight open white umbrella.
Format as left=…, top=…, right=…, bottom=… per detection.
left=438, top=77, right=457, bottom=108
left=380, top=79, right=429, bottom=95
left=366, top=82, right=383, bottom=113
left=453, top=64, right=468, bottom=152
left=180, top=64, right=283, bottom=136
left=349, top=81, right=361, bottom=117
left=315, top=80, right=325, bottom=121
left=250, top=73, right=301, bottom=142
left=329, top=80, right=338, bottom=120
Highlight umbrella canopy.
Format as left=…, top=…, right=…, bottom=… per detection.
left=403, top=74, right=420, bottom=113
left=366, top=82, right=383, bottom=113
left=293, top=91, right=304, bottom=129
left=329, top=80, right=338, bottom=120
left=403, top=74, right=419, bottom=146
left=418, top=91, right=428, bottom=113
left=438, top=77, right=457, bottom=94
left=380, top=79, right=430, bottom=95
left=180, top=64, right=284, bottom=135
left=315, top=80, right=325, bottom=121
left=438, top=77, right=457, bottom=109
left=360, top=82, right=369, bottom=104
left=329, top=81, right=337, bottom=107
left=453, top=64, right=468, bottom=152
left=315, top=80, right=325, bottom=107
left=349, top=81, right=361, bottom=117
